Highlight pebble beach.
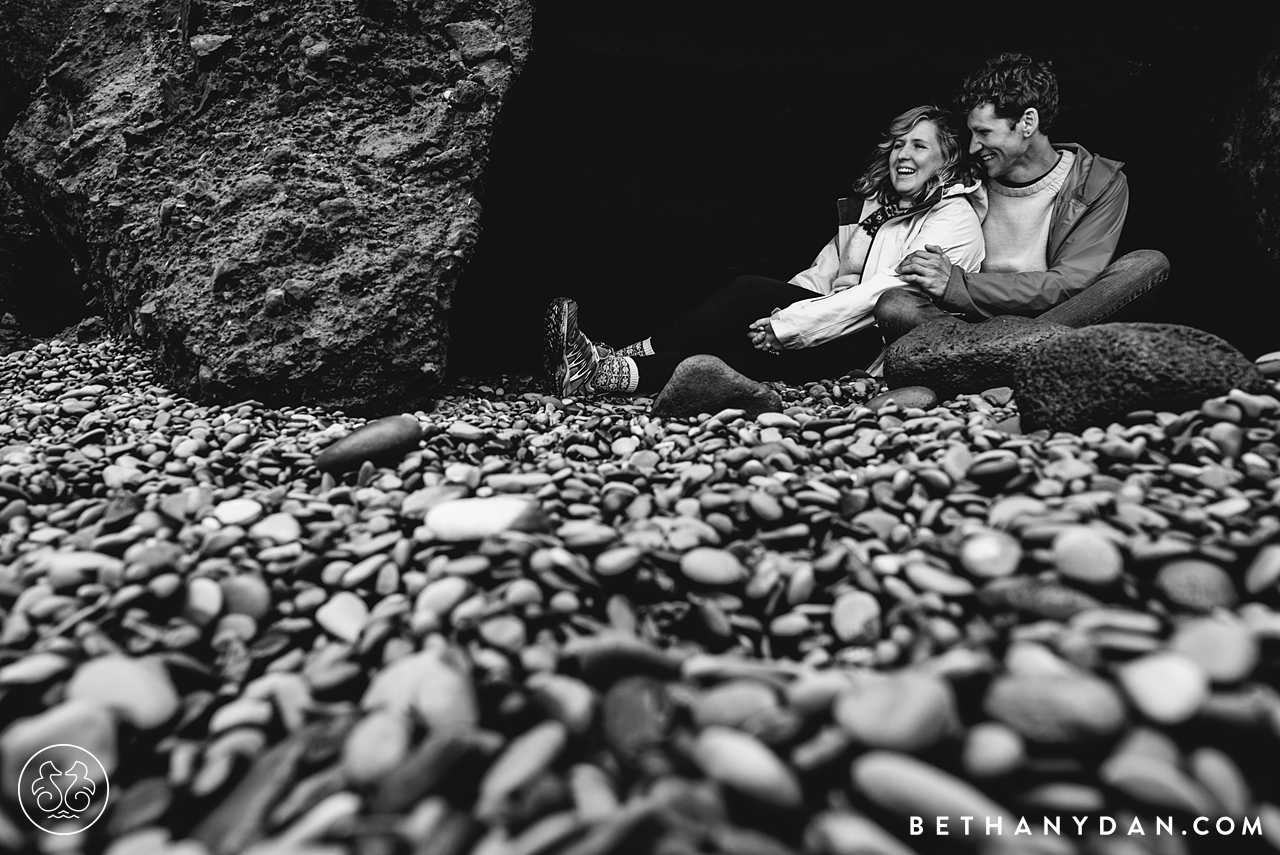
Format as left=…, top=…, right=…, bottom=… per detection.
left=2, top=333, right=1280, bottom=855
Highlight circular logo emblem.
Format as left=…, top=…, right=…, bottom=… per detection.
left=18, top=744, right=110, bottom=835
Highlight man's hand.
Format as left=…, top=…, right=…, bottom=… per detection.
left=748, top=317, right=783, bottom=354
left=896, top=244, right=952, bottom=298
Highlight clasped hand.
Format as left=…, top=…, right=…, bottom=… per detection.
left=748, top=317, right=782, bottom=354
left=895, top=244, right=951, bottom=298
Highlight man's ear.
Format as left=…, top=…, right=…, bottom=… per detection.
left=1021, top=108, right=1040, bottom=138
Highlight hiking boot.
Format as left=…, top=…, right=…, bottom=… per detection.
left=544, top=297, right=599, bottom=397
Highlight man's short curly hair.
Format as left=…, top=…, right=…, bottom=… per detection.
left=957, top=53, right=1059, bottom=133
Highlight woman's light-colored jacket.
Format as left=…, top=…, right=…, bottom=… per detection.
left=770, top=181, right=987, bottom=349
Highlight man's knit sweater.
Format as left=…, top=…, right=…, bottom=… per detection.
left=981, top=150, right=1075, bottom=273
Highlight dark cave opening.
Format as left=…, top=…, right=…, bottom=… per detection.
left=449, top=1, right=1280, bottom=380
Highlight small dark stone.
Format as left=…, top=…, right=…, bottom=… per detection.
left=314, top=415, right=423, bottom=473
left=653, top=355, right=782, bottom=419
left=865, top=385, right=937, bottom=411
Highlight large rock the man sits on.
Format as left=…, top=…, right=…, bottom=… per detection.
left=883, top=315, right=1070, bottom=401
left=2, top=0, right=531, bottom=411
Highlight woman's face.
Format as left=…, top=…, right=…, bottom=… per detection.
left=888, top=120, right=947, bottom=201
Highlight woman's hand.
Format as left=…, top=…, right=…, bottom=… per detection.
left=748, top=317, right=783, bottom=354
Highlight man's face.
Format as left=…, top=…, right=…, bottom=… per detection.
left=966, top=102, right=1029, bottom=181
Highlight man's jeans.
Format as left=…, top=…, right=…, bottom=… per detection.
left=874, top=250, right=1171, bottom=344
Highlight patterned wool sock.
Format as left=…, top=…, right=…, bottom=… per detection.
left=592, top=356, right=639, bottom=394
left=615, top=338, right=654, bottom=358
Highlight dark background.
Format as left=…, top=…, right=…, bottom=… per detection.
left=449, top=1, right=1280, bottom=377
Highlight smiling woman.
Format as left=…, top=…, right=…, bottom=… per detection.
left=541, top=105, right=987, bottom=399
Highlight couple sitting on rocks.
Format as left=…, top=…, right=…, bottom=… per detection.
left=544, top=52, right=1169, bottom=399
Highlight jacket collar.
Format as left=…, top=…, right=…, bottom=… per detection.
left=1052, top=142, right=1125, bottom=204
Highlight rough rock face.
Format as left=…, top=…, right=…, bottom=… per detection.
left=883, top=316, right=1071, bottom=401
left=2, top=0, right=532, bottom=412
left=1016, top=323, right=1270, bottom=434
left=0, top=1, right=86, bottom=129
left=652, top=355, right=782, bottom=419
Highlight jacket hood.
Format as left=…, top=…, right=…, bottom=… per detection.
left=942, top=179, right=987, bottom=222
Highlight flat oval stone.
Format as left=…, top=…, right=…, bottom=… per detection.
left=248, top=512, right=302, bottom=545
left=414, top=577, right=471, bottom=617
left=1051, top=526, right=1124, bottom=586
left=1170, top=617, right=1259, bottom=684
left=594, top=546, right=643, bottom=577
left=315, top=415, right=423, bottom=473
left=1100, top=753, right=1218, bottom=816
left=315, top=591, right=370, bottom=643
left=693, top=726, right=803, bottom=810
left=424, top=496, right=550, bottom=542
left=831, top=591, right=881, bottom=643
left=905, top=562, right=974, bottom=597
left=833, top=673, right=957, bottom=753
left=680, top=547, right=748, bottom=586
left=1245, top=545, right=1280, bottom=594
left=66, top=656, right=180, bottom=731
left=0, top=651, right=73, bottom=686
left=958, top=530, right=1022, bottom=578
left=342, top=709, right=413, bottom=786
left=984, top=674, right=1127, bottom=743
left=362, top=650, right=480, bottom=733
left=692, top=680, right=779, bottom=730
left=220, top=574, right=272, bottom=621
left=806, top=812, right=920, bottom=855
left=1117, top=652, right=1209, bottom=725
left=1190, top=747, right=1251, bottom=817
left=866, top=386, right=937, bottom=411
left=962, top=721, right=1024, bottom=778
left=476, top=720, right=569, bottom=820
left=851, top=750, right=1011, bottom=825
left=212, top=498, right=264, bottom=527
left=1154, top=558, right=1238, bottom=611
left=527, top=674, right=597, bottom=736
left=486, top=472, right=554, bottom=493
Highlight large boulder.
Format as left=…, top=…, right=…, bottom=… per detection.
left=652, top=354, right=782, bottom=419
left=2, top=0, right=531, bottom=412
left=1016, top=323, right=1270, bottom=433
left=883, top=315, right=1071, bottom=401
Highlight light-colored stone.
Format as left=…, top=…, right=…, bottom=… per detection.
left=984, top=674, right=1127, bottom=743
left=424, top=496, right=550, bottom=542
left=1117, top=652, right=1210, bottom=725
left=833, top=673, right=958, bottom=753
left=693, top=726, right=803, bottom=810
left=1051, top=526, right=1124, bottom=585
left=65, top=656, right=180, bottom=730
left=315, top=591, right=370, bottom=643
left=680, top=547, right=748, bottom=586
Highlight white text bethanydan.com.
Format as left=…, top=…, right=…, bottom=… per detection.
left=911, top=816, right=1262, bottom=837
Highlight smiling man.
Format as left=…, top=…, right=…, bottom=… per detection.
left=877, top=53, right=1169, bottom=341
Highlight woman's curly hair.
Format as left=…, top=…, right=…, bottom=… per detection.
left=957, top=52, right=1059, bottom=133
left=852, top=105, right=976, bottom=206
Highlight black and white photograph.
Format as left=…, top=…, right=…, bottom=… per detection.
left=1, top=1, right=1280, bottom=853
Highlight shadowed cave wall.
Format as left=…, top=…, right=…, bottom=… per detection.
left=450, top=1, right=1280, bottom=380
